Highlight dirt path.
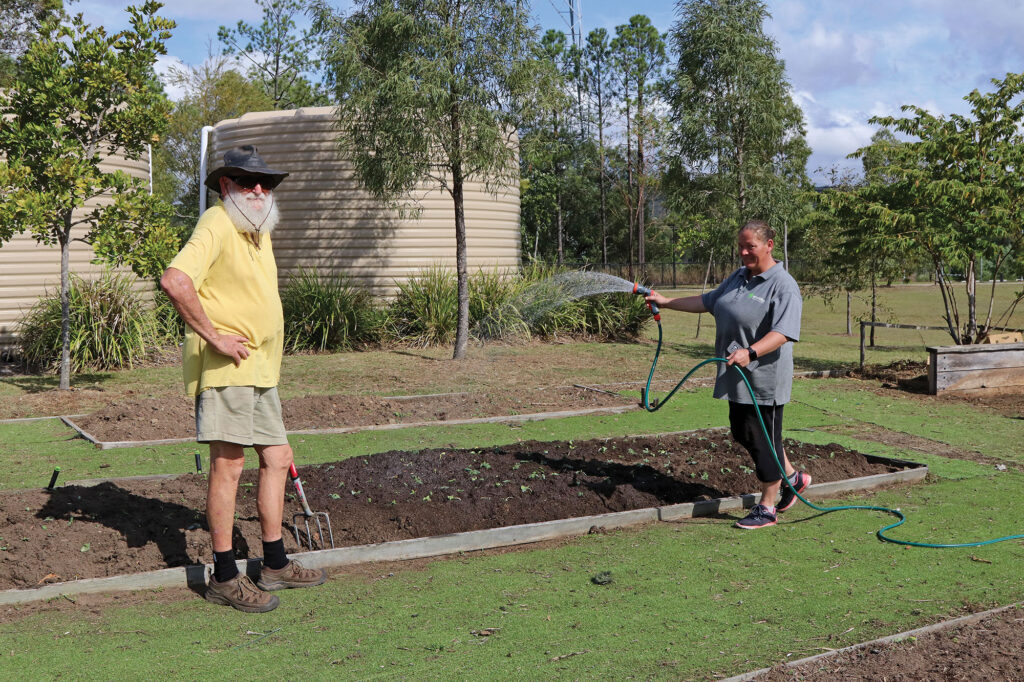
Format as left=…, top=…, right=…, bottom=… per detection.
left=70, top=386, right=637, bottom=443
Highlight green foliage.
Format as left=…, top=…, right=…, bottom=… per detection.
left=281, top=268, right=383, bottom=352
left=18, top=271, right=159, bottom=373
left=314, top=0, right=557, bottom=359
left=152, top=289, right=184, bottom=344
left=387, top=264, right=650, bottom=345
left=386, top=266, right=460, bottom=347
left=0, top=2, right=176, bottom=388
left=839, top=73, right=1024, bottom=343
left=0, top=0, right=62, bottom=87
left=217, top=0, right=329, bottom=109
left=666, top=0, right=810, bottom=265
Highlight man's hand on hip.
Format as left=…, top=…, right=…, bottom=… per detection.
left=210, top=334, right=251, bottom=366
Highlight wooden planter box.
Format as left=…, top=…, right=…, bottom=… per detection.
left=927, top=342, right=1024, bottom=394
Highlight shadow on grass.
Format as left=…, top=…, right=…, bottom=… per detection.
left=0, top=371, right=113, bottom=394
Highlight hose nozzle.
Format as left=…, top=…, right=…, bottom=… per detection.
left=632, top=282, right=660, bottom=319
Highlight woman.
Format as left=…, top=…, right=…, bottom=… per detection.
left=645, top=219, right=808, bottom=529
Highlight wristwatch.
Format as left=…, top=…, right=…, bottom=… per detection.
left=746, top=346, right=758, bottom=361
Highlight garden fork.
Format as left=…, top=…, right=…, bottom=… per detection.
left=288, top=463, right=335, bottom=550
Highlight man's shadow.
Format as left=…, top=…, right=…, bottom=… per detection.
left=37, top=482, right=252, bottom=594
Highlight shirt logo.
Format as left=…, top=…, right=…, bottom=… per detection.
left=747, top=293, right=766, bottom=303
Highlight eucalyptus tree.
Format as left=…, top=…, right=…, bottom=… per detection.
left=843, top=73, right=1024, bottom=344
left=585, top=27, right=612, bottom=265
left=0, top=2, right=177, bottom=389
left=610, top=15, right=667, bottom=277
left=313, top=0, right=556, bottom=359
left=666, top=0, right=808, bottom=264
left=218, top=0, right=329, bottom=109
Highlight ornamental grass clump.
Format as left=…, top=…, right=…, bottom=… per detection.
left=281, top=268, right=382, bottom=352
left=390, top=264, right=649, bottom=345
left=18, top=271, right=158, bottom=372
left=386, top=265, right=460, bottom=347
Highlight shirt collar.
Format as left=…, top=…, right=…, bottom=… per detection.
left=742, top=260, right=783, bottom=282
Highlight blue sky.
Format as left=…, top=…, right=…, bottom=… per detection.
left=73, top=0, right=1024, bottom=182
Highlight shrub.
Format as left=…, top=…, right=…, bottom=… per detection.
left=152, top=289, right=185, bottom=344
left=385, top=265, right=459, bottom=347
left=388, top=264, right=650, bottom=346
left=281, top=268, right=382, bottom=352
left=18, top=271, right=159, bottom=372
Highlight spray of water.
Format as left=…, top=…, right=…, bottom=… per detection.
left=474, top=271, right=640, bottom=340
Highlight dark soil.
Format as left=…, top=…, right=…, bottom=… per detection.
left=71, top=386, right=637, bottom=443
left=852, top=360, right=1024, bottom=419
left=0, top=430, right=904, bottom=591
left=756, top=606, right=1024, bottom=681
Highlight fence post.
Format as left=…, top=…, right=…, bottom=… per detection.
left=672, top=260, right=677, bottom=288
left=859, top=321, right=866, bottom=369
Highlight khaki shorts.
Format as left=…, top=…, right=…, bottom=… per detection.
left=195, top=386, right=288, bottom=446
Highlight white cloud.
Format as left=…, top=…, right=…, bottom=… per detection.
left=780, top=22, right=875, bottom=91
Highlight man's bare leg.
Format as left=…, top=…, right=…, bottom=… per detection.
left=254, top=443, right=293, bottom=541
left=207, top=441, right=246, bottom=552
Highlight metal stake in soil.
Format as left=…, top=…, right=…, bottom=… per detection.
left=288, top=463, right=335, bottom=550
left=46, top=467, right=60, bottom=490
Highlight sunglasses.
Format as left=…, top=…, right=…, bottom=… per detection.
left=230, top=175, right=273, bottom=190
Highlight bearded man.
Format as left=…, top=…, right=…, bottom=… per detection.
left=161, top=145, right=326, bottom=613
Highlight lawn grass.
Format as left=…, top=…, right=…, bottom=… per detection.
left=0, top=282, right=1022, bottom=679
left=2, top=473, right=1022, bottom=680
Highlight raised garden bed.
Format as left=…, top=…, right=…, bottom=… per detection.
left=0, top=430, right=924, bottom=597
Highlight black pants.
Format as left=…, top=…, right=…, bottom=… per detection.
left=729, top=401, right=785, bottom=483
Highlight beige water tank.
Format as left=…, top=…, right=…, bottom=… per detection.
left=209, top=107, right=521, bottom=294
left=0, top=152, right=152, bottom=348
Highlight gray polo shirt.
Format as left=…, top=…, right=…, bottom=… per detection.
left=701, top=261, right=802, bottom=405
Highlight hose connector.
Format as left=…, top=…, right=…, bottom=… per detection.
left=633, top=282, right=660, bottom=320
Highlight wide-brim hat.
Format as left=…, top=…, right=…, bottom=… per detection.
left=204, top=144, right=289, bottom=192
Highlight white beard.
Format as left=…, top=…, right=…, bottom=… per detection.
left=223, top=185, right=280, bottom=237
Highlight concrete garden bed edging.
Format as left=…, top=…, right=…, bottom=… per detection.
left=721, top=601, right=1024, bottom=682
left=0, top=455, right=925, bottom=606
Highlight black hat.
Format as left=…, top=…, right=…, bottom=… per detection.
left=204, top=145, right=289, bottom=192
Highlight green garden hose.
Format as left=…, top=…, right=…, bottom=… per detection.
left=639, top=318, right=1024, bottom=549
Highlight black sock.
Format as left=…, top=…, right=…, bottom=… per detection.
left=262, top=539, right=289, bottom=570
left=213, top=549, right=238, bottom=583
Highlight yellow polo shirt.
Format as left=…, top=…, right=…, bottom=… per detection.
left=168, top=204, right=284, bottom=396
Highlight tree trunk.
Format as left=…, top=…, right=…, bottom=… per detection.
left=846, top=290, right=852, bottom=336
left=870, top=268, right=877, bottom=347
left=637, top=89, right=645, bottom=281
left=598, top=90, right=608, bottom=266
left=59, top=215, right=72, bottom=390
left=695, top=254, right=712, bottom=339
left=451, top=115, right=469, bottom=360
left=966, top=255, right=978, bottom=343
left=783, top=218, right=789, bottom=270
left=556, top=189, right=563, bottom=266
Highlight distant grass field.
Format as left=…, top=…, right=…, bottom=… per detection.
left=2, top=282, right=1021, bottom=418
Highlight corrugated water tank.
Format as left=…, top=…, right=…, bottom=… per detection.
left=208, top=106, right=521, bottom=295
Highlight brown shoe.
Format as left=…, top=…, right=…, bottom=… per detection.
left=257, top=560, right=327, bottom=591
left=205, top=573, right=280, bottom=613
